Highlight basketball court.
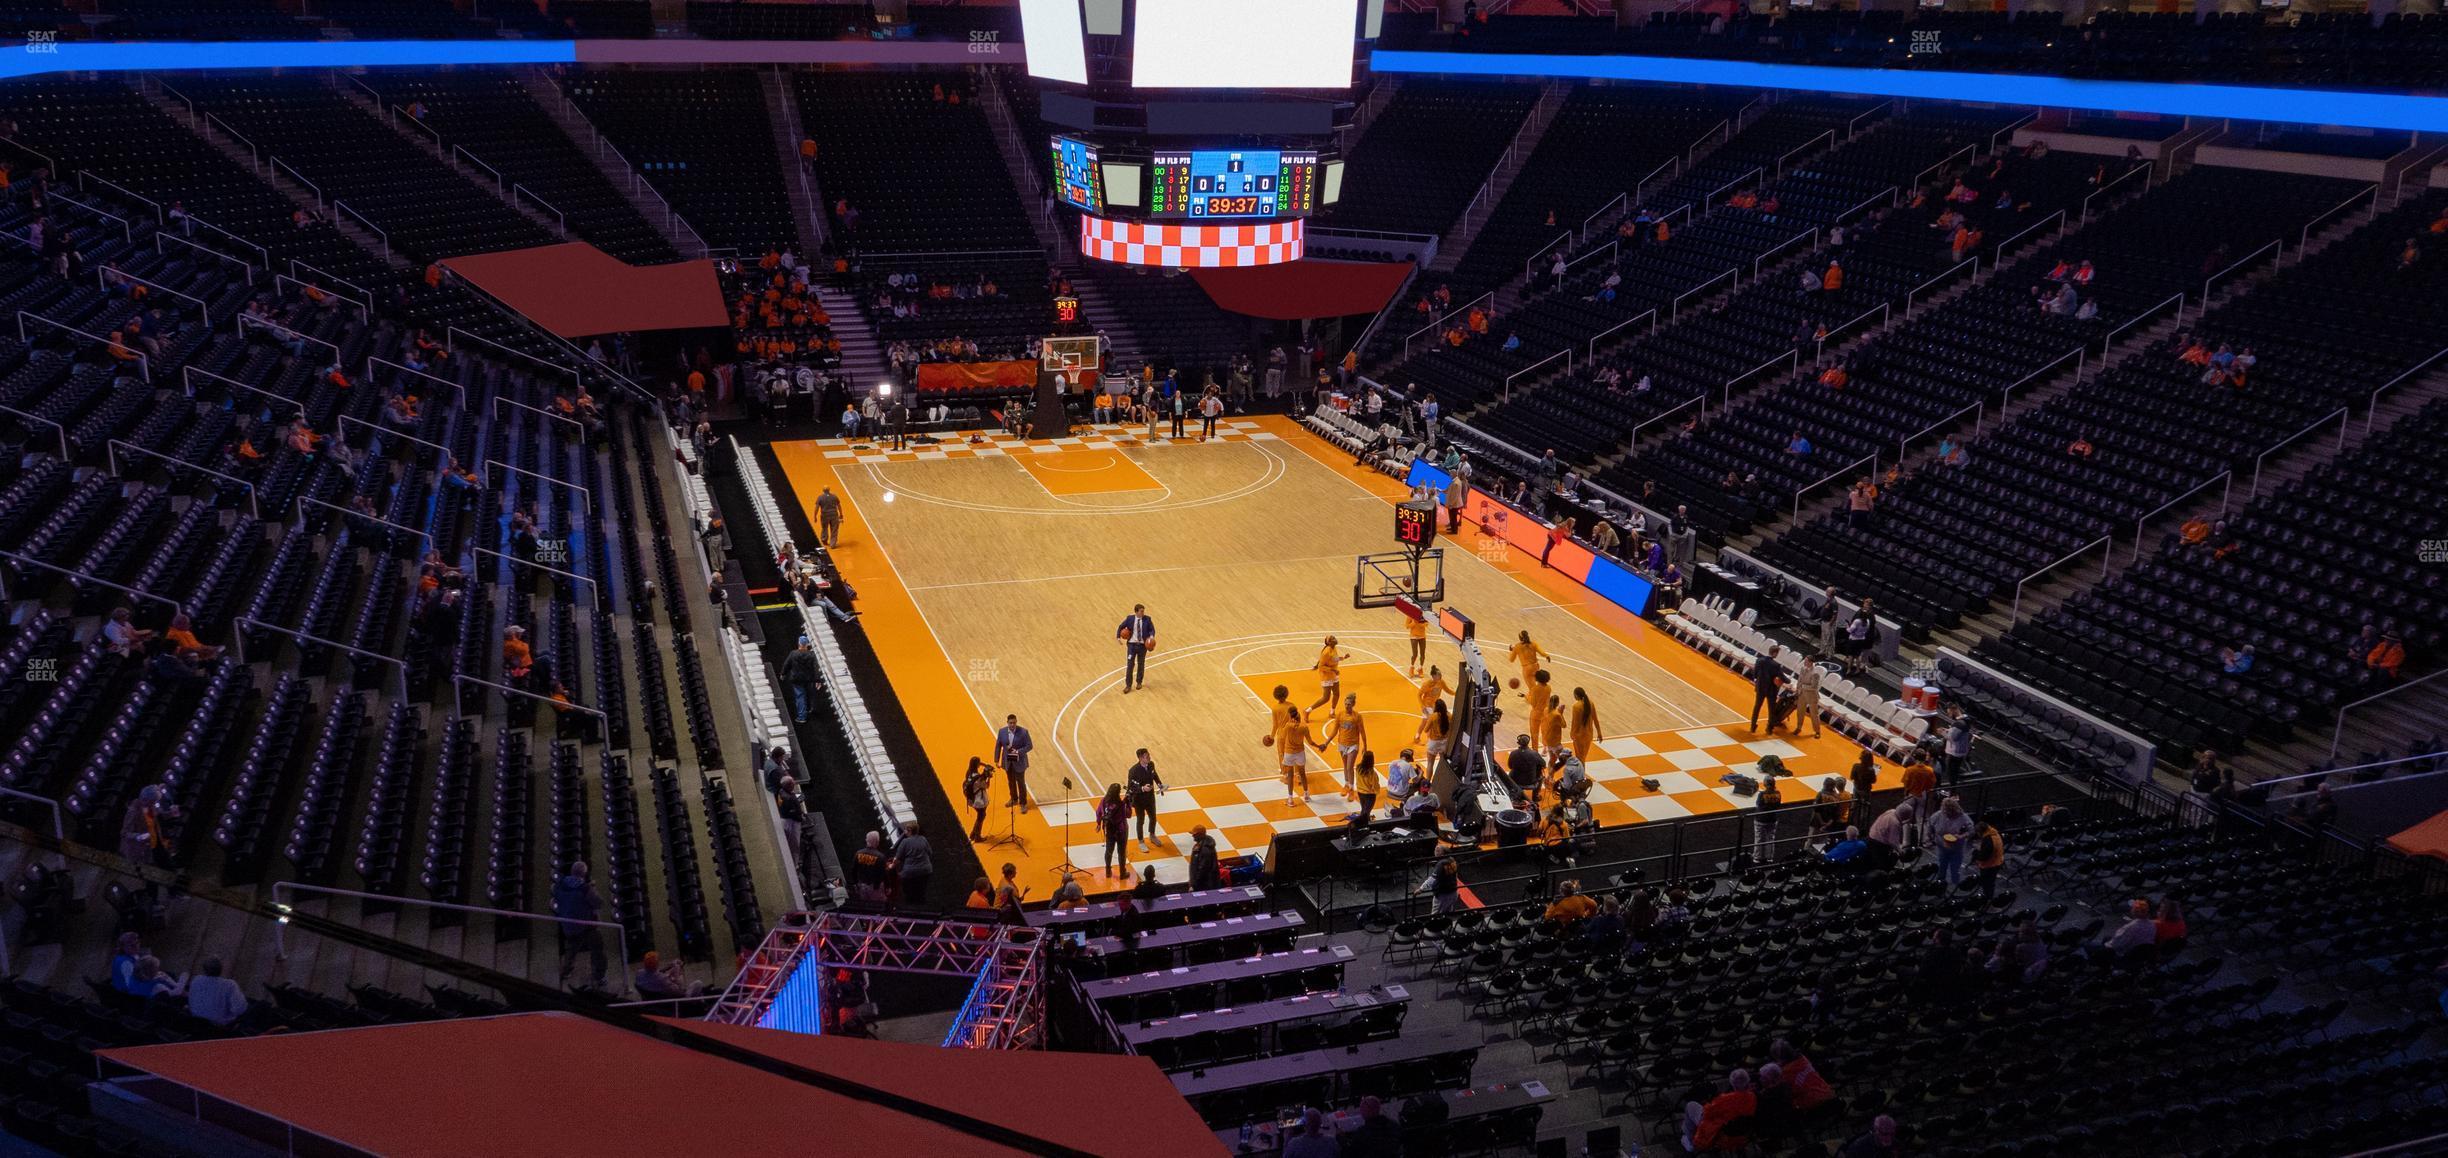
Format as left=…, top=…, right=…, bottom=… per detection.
left=767, top=412, right=1890, bottom=894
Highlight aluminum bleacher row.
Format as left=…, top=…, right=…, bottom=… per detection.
left=1662, top=594, right=1929, bottom=761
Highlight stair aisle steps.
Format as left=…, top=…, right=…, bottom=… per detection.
left=519, top=68, right=707, bottom=258
left=1430, top=81, right=1572, bottom=274
left=759, top=67, right=828, bottom=261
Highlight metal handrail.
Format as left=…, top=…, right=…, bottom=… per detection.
left=1750, top=226, right=1819, bottom=280
left=2248, top=406, right=2348, bottom=499
left=2297, top=183, right=2378, bottom=252
left=183, top=216, right=270, bottom=267
left=205, top=114, right=261, bottom=169
left=2010, top=535, right=2112, bottom=625
left=455, top=144, right=504, bottom=191
left=1792, top=453, right=1876, bottom=520
left=336, top=412, right=451, bottom=459
left=233, top=616, right=407, bottom=701
left=297, top=494, right=430, bottom=546
left=0, top=402, right=68, bottom=460
left=1584, top=307, right=1659, bottom=359
left=1301, top=225, right=1437, bottom=245
left=45, top=191, right=131, bottom=243
left=1524, top=231, right=1573, bottom=282
left=2128, top=469, right=2230, bottom=563
left=491, top=392, right=586, bottom=433
left=1628, top=157, right=1678, bottom=219
left=393, top=105, right=441, bottom=146
left=159, top=232, right=254, bottom=284
left=343, top=73, right=383, bottom=110
left=446, top=325, right=580, bottom=387
left=1834, top=185, right=1897, bottom=225
left=1910, top=144, right=1975, bottom=192
left=2080, top=162, right=2151, bottom=220
left=1403, top=289, right=1495, bottom=354
left=1813, top=302, right=1890, bottom=364
left=1501, top=348, right=1570, bottom=403
left=182, top=365, right=302, bottom=417
left=1704, top=166, right=1764, bottom=209
left=0, top=547, right=183, bottom=618
left=1775, top=130, right=1833, bottom=178
left=1580, top=189, right=1629, bottom=242
left=2000, top=347, right=2084, bottom=407
left=1847, top=100, right=1892, bottom=136
left=1625, top=393, right=1704, bottom=452
left=452, top=672, right=608, bottom=723
left=100, top=265, right=210, bottom=325
left=367, top=355, right=470, bottom=408
left=2365, top=346, right=2448, bottom=433
left=1671, top=267, right=1737, bottom=321
left=17, top=312, right=149, bottom=381
left=1904, top=256, right=1978, bottom=315
left=483, top=457, right=595, bottom=516
left=287, top=259, right=372, bottom=310
left=106, top=439, right=260, bottom=519
left=270, top=158, right=323, bottom=209
left=330, top=200, right=386, bottom=257
left=1988, top=112, right=2038, bottom=154
left=0, top=132, right=57, bottom=176
left=513, top=184, right=565, bottom=236
left=271, top=882, right=630, bottom=985
left=2261, top=750, right=2446, bottom=788
left=2199, top=237, right=2281, bottom=305
left=236, top=313, right=340, bottom=365
left=2328, top=671, right=2448, bottom=758
left=273, top=274, right=369, bottom=323
left=472, top=545, right=600, bottom=594
left=1722, top=348, right=1798, bottom=403
left=1685, top=118, right=1729, bottom=167
left=1988, top=209, right=2065, bottom=266
left=1564, top=240, right=1617, bottom=276
left=2100, top=294, right=2184, bottom=354
left=1897, top=400, right=1983, bottom=464
left=76, top=172, right=162, bottom=222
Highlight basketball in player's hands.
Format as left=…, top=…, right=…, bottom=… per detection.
left=1261, top=734, right=1276, bottom=747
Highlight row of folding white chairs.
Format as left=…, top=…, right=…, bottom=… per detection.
left=1667, top=598, right=1926, bottom=760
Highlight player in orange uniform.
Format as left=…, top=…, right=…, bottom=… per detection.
left=1404, top=604, right=1429, bottom=676
left=1507, top=631, right=1548, bottom=699
left=1568, top=687, right=1603, bottom=767
left=1273, top=703, right=1324, bottom=805
left=1326, top=692, right=1369, bottom=794
left=1305, top=636, right=1347, bottom=718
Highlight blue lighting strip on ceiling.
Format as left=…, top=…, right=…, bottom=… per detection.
left=0, top=39, right=576, bottom=79
left=1370, top=50, right=2448, bottom=134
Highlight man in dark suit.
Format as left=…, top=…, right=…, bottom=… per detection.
left=994, top=715, right=1033, bottom=811
left=1115, top=604, right=1155, bottom=693
left=1750, top=644, right=1789, bottom=734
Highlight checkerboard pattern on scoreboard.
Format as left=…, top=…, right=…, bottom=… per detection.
left=1046, top=727, right=1830, bottom=888
left=1078, top=215, right=1304, bottom=268
left=814, top=420, right=1275, bottom=465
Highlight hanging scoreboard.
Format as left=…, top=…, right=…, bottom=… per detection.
left=1051, top=136, right=1105, bottom=214
left=1146, top=149, right=1320, bottom=220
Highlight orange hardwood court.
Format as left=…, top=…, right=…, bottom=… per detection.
left=769, top=416, right=1895, bottom=894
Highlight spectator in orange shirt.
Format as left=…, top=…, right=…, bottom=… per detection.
left=502, top=625, right=533, bottom=681
left=163, top=613, right=222, bottom=661
left=2367, top=631, right=2406, bottom=680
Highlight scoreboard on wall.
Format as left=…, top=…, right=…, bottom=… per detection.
left=1147, top=149, right=1320, bottom=220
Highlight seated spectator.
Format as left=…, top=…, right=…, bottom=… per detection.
left=2221, top=645, right=2256, bottom=675
left=101, top=606, right=156, bottom=656
left=2067, top=433, right=2094, bottom=458
left=1770, top=1040, right=1834, bottom=1111
left=1681, top=1069, right=1757, bottom=1153
left=2155, top=898, right=2188, bottom=942
left=1838, top=1114, right=1902, bottom=1158
left=1049, top=873, right=1087, bottom=909
left=2095, top=899, right=2160, bottom=958
left=1824, top=825, right=1869, bottom=866
left=1751, top=1063, right=1795, bottom=1139
left=124, top=956, right=186, bottom=1000
left=2367, top=631, right=2406, bottom=680
left=1542, top=879, right=1596, bottom=926
left=185, top=957, right=248, bottom=1027
left=635, top=952, right=705, bottom=999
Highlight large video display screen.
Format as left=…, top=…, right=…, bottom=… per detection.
left=1051, top=136, right=1104, bottom=213
left=1131, top=0, right=1359, bottom=89
left=1019, top=0, right=1089, bottom=84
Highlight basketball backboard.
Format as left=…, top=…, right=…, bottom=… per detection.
left=1354, top=548, right=1444, bottom=609
left=1040, top=335, right=1102, bottom=375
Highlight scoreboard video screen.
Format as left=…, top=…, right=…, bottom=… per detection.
left=1051, top=136, right=1104, bottom=214
left=1147, top=149, right=1320, bottom=220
